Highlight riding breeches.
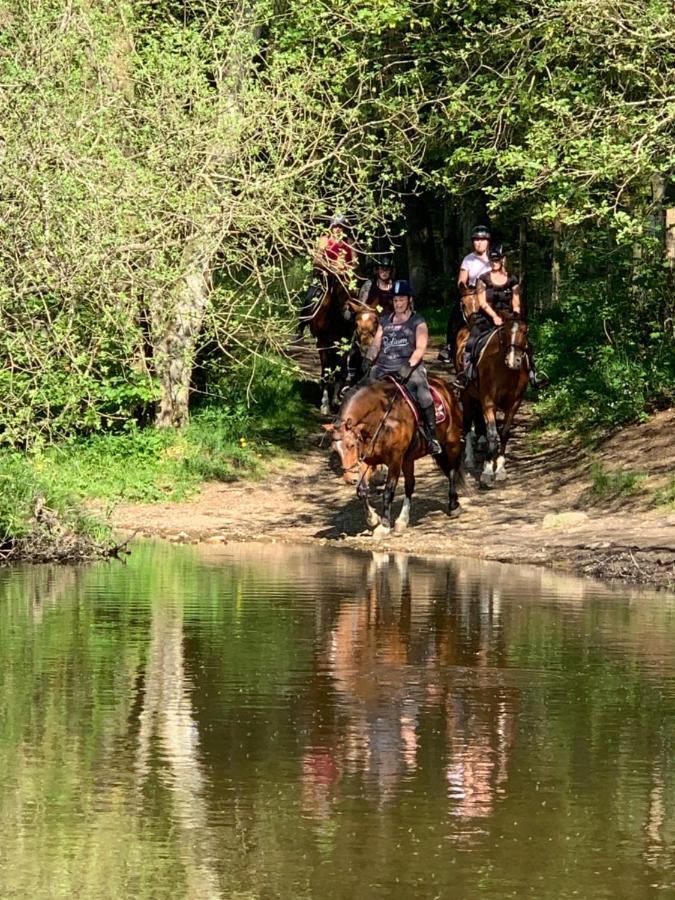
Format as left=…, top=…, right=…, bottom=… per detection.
left=370, top=364, right=434, bottom=410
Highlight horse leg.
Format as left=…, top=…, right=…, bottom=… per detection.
left=373, top=460, right=401, bottom=539
left=318, top=347, right=331, bottom=415
left=480, top=403, right=499, bottom=487
left=394, top=455, right=415, bottom=534
left=495, top=398, right=523, bottom=482
left=434, top=445, right=462, bottom=518
left=357, top=465, right=381, bottom=529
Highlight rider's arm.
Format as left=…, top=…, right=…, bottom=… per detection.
left=358, top=279, right=372, bottom=304
left=478, top=282, right=503, bottom=326
left=512, top=284, right=521, bottom=316
left=409, top=322, right=429, bottom=367
left=367, top=326, right=383, bottom=361
left=458, top=267, right=470, bottom=289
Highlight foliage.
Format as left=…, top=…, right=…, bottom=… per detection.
left=0, top=452, right=108, bottom=560
left=31, top=352, right=310, bottom=504
left=589, top=462, right=646, bottom=500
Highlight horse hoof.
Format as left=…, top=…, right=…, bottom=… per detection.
left=495, top=468, right=507, bottom=483
left=372, top=524, right=391, bottom=540
left=480, top=475, right=495, bottom=489
left=320, top=404, right=330, bottom=416
left=448, top=504, right=462, bottom=518
left=394, top=519, right=408, bottom=535
left=366, top=512, right=381, bottom=528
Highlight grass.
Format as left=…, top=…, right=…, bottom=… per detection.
left=12, top=354, right=313, bottom=507
left=0, top=353, right=316, bottom=557
left=589, top=462, right=647, bottom=500
left=654, top=476, right=675, bottom=508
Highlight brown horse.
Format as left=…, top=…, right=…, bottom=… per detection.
left=324, top=377, right=463, bottom=538
left=309, top=275, right=355, bottom=414
left=455, top=315, right=530, bottom=486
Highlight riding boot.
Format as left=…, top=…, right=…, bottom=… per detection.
left=455, top=357, right=473, bottom=389
left=420, top=404, right=442, bottom=455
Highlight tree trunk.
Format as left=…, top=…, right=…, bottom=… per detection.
left=518, top=220, right=528, bottom=316
left=404, top=191, right=437, bottom=303
left=551, top=217, right=561, bottom=307
left=153, top=243, right=212, bottom=428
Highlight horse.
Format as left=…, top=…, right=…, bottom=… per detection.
left=455, top=314, right=530, bottom=486
left=323, top=377, right=463, bottom=539
left=308, top=274, right=355, bottom=415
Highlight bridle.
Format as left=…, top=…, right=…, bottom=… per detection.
left=500, top=318, right=528, bottom=370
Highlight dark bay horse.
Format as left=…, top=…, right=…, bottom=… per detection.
left=324, top=378, right=463, bottom=538
left=456, top=316, right=530, bottom=485
left=309, top=276, right=355, bottom=414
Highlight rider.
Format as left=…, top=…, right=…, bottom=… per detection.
left=364, top=280, right=443, bottom=455
left=296, top=215, right=357, bottom=339
left=438, top=225, right=491, bottom=362
left=358, top=254, right=395, bottom=315
left=455, top=243, right=523, bottom=388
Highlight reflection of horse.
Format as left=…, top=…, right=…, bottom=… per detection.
left=325, top=378, right=463, bottom=538
left=456, top=314, right=530, bottom=486
left=309, top=276, right=355, bottom=415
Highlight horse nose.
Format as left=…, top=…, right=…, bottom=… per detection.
left=343, top=471, right=359, bottom=486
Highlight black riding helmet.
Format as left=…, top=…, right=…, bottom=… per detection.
left=393, top=279, right=413, bottom=297
left=489, top=243, right=505, bottom=260
left=471, top=225, right=491, bottom=240
left=374, top=254, right=394, bottom=271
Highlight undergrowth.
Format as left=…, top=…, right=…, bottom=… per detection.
left=8, top=353, right=312, bottom=508
left=589, top=462, right=647, bottom=500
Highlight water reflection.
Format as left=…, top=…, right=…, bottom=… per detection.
left=1, top=543, right=675, bottom=899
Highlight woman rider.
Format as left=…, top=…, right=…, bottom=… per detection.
left=296, top=215, right=357, bottom=339
left=358, top=254, right=395, bottom=315
left=438, top=225, right=491, bottom=363
left=364, top=280, right=442, bottom=456
left=456, top=244, right=540, bottom=388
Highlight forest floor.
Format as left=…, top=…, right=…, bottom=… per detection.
left=112, top=342, right=675, bottom=590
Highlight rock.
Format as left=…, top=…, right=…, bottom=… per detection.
left=542, top=511, right=589, bottom=530
left=205, top=535, right=227, bottom=544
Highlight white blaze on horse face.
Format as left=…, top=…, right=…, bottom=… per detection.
left=506, top=321, right=519, bottom=369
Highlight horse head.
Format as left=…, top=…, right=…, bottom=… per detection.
left=502, top=318, right=529, bottom=370
left=349, top=301, right=379, bottom=356
left=323, top=417, right=366, bottom=484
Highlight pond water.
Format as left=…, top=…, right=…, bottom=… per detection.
left=1, top=542, right=674, bottom=899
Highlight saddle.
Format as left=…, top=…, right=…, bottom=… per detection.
left=386, top=376, right=447, bottom=425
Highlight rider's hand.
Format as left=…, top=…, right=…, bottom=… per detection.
left=493, top=315, right=504, bottom=327
left=395, top=362, right=413, bottom=383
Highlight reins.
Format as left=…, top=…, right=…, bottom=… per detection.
left=353, top=387, right=400, bottom=489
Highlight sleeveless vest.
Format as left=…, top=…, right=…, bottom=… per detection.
left=379, top=312, right=424, bottom=372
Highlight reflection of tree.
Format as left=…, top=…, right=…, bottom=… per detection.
left=135, top=594, right=222, bottom=900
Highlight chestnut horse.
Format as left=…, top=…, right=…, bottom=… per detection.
left=455, top=315, right=530, bottom=485
left=309, top=276, right=355, bottom=414
left=324, top=378, right=463, bottom=538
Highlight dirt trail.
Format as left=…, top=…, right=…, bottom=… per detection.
left=112, top=342, right=675, bottom=589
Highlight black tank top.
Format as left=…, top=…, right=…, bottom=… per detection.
left=368, top=280, right=395, bottom=315
left=479, top=273, right=518, bottom=311
left=379, top=312, right=424, bottom=372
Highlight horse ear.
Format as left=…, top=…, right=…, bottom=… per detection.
left=344, top=417, right=352, bottom=431
left=322, top=423, right=335, bottom=433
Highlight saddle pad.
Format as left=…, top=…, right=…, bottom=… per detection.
left=385, top=377, right=447, bottom=425
left=475, top=327, right=500, bottom=368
